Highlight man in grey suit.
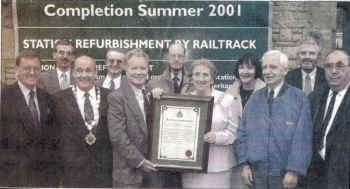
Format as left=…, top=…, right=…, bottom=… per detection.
left=38, top=40, right=75, bottom=94
left=99, top=48, right=125, bottom=90
left=148, top=42, right=192, bottom=95
left=107, top=49, right=164, bottom=188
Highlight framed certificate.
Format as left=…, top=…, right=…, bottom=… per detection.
left=149, top=95, right=214, bottom=173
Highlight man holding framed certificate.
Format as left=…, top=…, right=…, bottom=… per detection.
left=107, top=49, right=164, bottom=188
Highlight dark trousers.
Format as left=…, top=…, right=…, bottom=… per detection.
left=249, top=164, right=302, bottom=189
left=307, top=155, right=328, bottom=189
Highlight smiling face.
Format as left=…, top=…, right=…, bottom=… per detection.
left=297, top=43, right=319, bottom=73
left=53, top=44, right=75, bottom=72
left=16, top=57, right=41, bottom=90
left=167, top=43, right=186, bottom=71
left=238, top=63, right=256, bottom=85
left=324, top=51, right=350, bottom=92
left=192, top=65, right=213, bottom=94
left=106, top=51, right=125, bottom=77
left=262, top=55, right=287, bottom=89
left=125, top=56, right=149, bottom=89
left=72, top=56, right=97, bottom=92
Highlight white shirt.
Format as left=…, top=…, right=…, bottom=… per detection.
left=302, top=68, right=317, bottom=91
left=130, top=84, right=146, bottom=122
left=268, top=81, right=284, bottom=98
left=56, top=68, right=71, bottom=87
left=18, top=80, right=40, bottom=118
left=319, top=81, right=350, bottom=159
left=171, top=71, right=182, bottom=86
left=75, top=86, right=99, bottom=130
left=102, top=74, right=121, bottom=89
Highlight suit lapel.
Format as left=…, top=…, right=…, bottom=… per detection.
left=50, top=70, right=61, bottom=90
left=13, top=83, right=40, bottom=137
left=65, top=89, right=90, bottom=138
left=296, top=69, right=303, bottom=89
left=327, top=87, right=350, bottom=138
left=124, top=81, right=148, bottom=136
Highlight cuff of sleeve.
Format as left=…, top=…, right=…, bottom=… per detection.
left=137, top=159, right=146, bottom=168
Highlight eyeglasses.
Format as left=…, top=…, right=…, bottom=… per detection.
left=324, top=61, right=348, bottom=70
left=57, top=50, right=74, bottom=57
left=108, top=59, right=123, bottom=64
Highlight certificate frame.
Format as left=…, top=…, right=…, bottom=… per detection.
left=149, top=94, right=214, bottom=173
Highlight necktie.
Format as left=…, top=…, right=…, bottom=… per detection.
left=84, top=92, right=94, bottom=123
left=29, top=90, right=40, bottom=127
left=61, top=72, right=69, bottom=89
left=304, top=74, right=312, bottom=95
left=142, top=89, right=152, bottom=130
left=267, top=89, right=274, bottom=117
left=173, top=76, right=180, bottom=94
left=320, top=91, right=337, bottom=149
left=110, top=80, right=115, bottom=90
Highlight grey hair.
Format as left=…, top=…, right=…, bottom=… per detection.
left=297, top=38, right=320, bottom=54
left=106, top=48, right=126, bottom=59
left=262, top=50, right=289, bottom=68
left=326, top=50, right=350, bottom=65
left=125, top=49, right=149, bottom=63
left=74, top=55, right=96, bottom=70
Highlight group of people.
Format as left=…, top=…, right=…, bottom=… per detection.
left=0, top=38, right=349, bottom=189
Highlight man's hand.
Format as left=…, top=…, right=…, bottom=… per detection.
left=282, top=171, right=298, bottom=188
left=140, top=160, right=158, bottom=173
left=152, top=88, right=164, bottom=99
left=204, top=132, right=216, bottom=143
left=241, top=165, right=253, bottom=186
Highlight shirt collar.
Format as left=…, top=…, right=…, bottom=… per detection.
left=76, top=86, right=96, bottom=100
left=105, top=73, right=121, bottom=82
left=328, top=81, right=350, bottom=98
left=18, top=80, right=37, bottom=97
left=268, top=81, right=284, bottom=98
left=302, top=67, right=317, bottom=79
left=56, top=68, right=71, bottom=78
left=171, top=70, right=183, bottom=80
left=130, top=83, right=145, bottom=96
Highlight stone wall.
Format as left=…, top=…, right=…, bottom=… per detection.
left=271, top=1, right=338, bottom=69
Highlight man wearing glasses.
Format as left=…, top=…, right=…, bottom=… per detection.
left=307, top=50, right=350, bottom=189
left=1, top=50, right=58, bottom=187
left=100, top=48, right=126, bottom=90
left=39, top=39, right=75, bottom=94
left=148, top=42, right=192, bottom=95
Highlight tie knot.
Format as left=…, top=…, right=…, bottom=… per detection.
left=29, top=90, right=35, bottom=97
left=61, top=72, right=67, bottom=79
left=173, top=76, right=179, bottom=81
left=305, top=74, right=311, bottom=79
left=332, top=91, right=338, bottom=97
left=142, top=89, right=147, bottom=96
left=84, top=92, right=90, bottom=98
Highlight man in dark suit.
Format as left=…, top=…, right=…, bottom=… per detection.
left=108, top=49, right=164, bottom=188
left=55, top=55, right=113, bottom=187
left=38, top=40, right=75, bottom=94
left=307, top=50, right=350, bottom=189
left=99, top=48, right=126, bottom=90
left=285, top=39, right=327, bottom=95
left=0, top=50, right=59, bottom=187
left=148, top=43, right=192, bottom=95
